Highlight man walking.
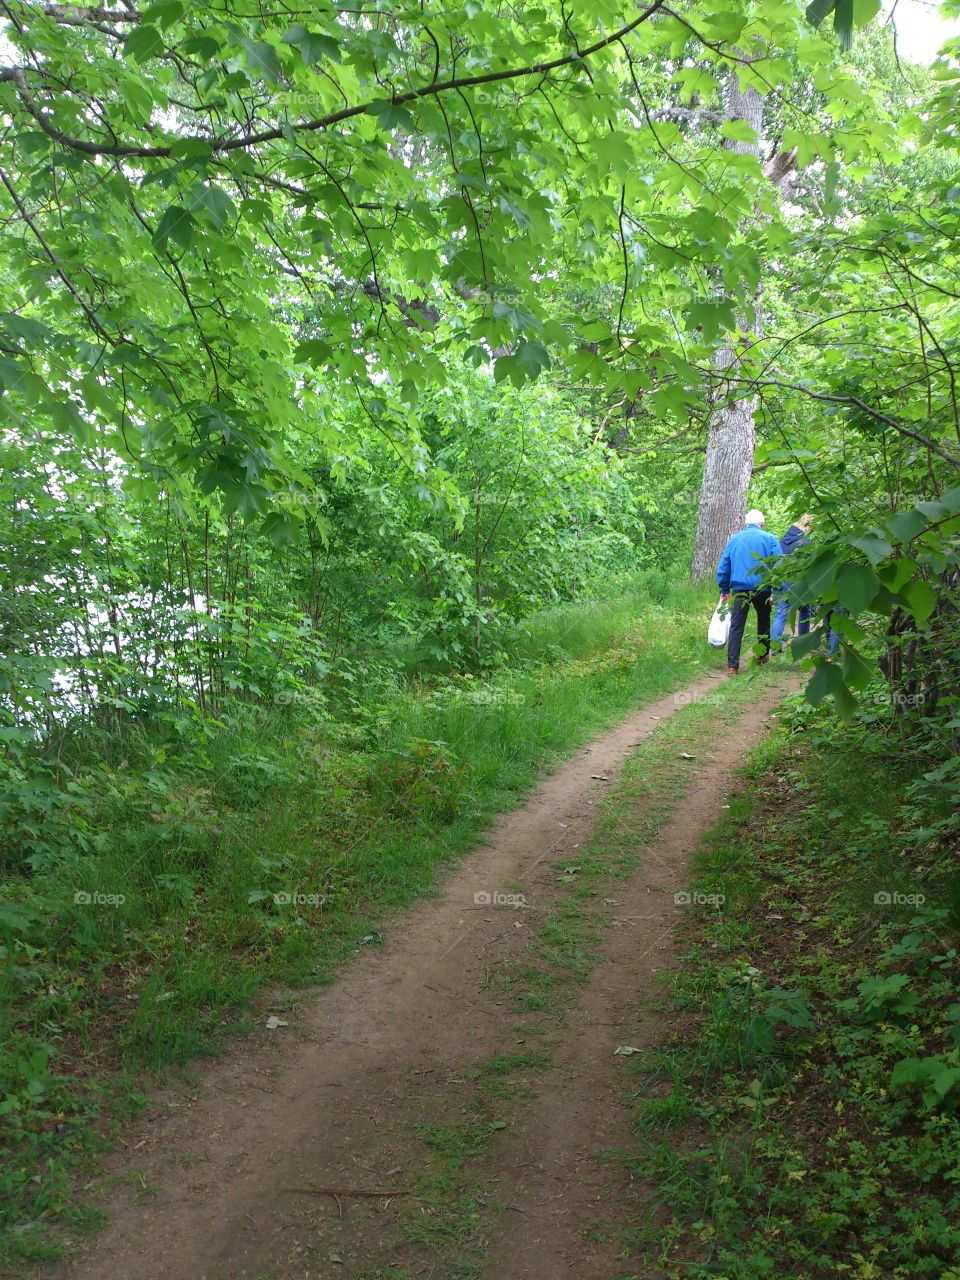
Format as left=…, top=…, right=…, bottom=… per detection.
left=717, top=510, right=782, bottom=675
left=771, top=513, right=813, bottom=652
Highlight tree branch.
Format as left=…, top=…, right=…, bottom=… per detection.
left=736, top=375, right=960, bottom=471
left=2, top=1, right=666, bottom=159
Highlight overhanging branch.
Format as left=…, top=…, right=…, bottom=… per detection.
left=2, top=1, right=667, bottom=159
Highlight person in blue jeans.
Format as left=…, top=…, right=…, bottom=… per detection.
left=771, top=513, right=813, bottom=653
left=824, top=608, right=843, bottom=657
left=717, top=510, right=783, bottom=674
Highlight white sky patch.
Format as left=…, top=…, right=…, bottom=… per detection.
left=887, top=0, right=960, bottom=64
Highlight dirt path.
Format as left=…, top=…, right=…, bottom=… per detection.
left=41, top=672, right=791, bottom=1280
left=479, top=686, right=788, bottom=1279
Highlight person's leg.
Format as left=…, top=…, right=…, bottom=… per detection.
left=798, top=603, right=811, bottom=636
left=754, top=587, right=772, bottom=661
left=827, top=608, right=843, bottom=657
left=727, top=593, right=750, bottom=671
left=770, top=592, right=789, bottom=648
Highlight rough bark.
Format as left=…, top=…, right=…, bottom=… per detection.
left=690, top=349, right=758, bottom=580
left=690, top=74, right=764, bottom=581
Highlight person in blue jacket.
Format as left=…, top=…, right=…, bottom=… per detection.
left=770, top=513, right=813, bottom=653
left=717, top=510, right=782, bottom=674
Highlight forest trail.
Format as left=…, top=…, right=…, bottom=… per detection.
left=41, top=671, right=795, bottom=1280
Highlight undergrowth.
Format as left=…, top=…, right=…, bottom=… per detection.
left=624, top=686, right=960, bottom=1279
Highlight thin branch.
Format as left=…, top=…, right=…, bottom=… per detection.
left=2, top=2, right=667, bottom=159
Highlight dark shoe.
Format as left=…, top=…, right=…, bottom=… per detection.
left=757, top=655, right=769, bottom=666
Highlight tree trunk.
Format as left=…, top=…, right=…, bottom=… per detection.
left=691, top=74, right=763, bottom=581
left=691, top=352, right=757, bottom=580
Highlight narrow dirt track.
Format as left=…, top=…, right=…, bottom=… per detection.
left=40, top=672, right=792, bottom=1280
left=479, top=685, right=790, bottom=1279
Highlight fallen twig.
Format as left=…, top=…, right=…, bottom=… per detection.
left=281, top=1186, right=414, bottom=1200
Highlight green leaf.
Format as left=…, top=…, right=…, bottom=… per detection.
left=142, top=0, right=185, bottom=26
left=282, top=23, right=341, bottom=65
left=806, top=661, right=855, bottom=716
left=242, top=37, right=283, bottom=83
left=835, top=561, right=878, bottom=614
left=806, top=661, right=839, bottom=705
left=181, top=35, right=221, bottom=59
left=124, top=24, right=164, bottom=62
left=295, top=340, right=333, bottom=367
left=721, top=119, right=758, bottom=145
left=886, top=509, right=926, bottom=544
left=514, top=339, right=551, bottom=380
left=915, top=499, right=948, bottom=520
left=260, top=512, right=298, bottom=545
left=806, top=0, right=834, bottom=26
left=841, top=645, right=874, bottom=690
left=0, top=356, right=28, bottom=393
left=790, top=627, right=827, bottom=659
left=367, top=100, right=417, bottom=133
left=793, top=550, right=837, bottom=603
left=806, top=0, right=854, bottom=48
left=833, top=0, right=854, bottom=48
left=848, top=531, right=893, bottom=566
left=933, top=1068, right=960, bottom=1100
left=891, top=1056, right=941, bottom=1088
left=191, top=183, right=237, bottom=232
left=0, top=313, right=49, bottom=346
left=902, top=579, right=937, bottom=626
left=152, top=205, right=197, bottom=252
left=878, top=557, right=916, bottom=592
left=686, top=298, right=736, bottom=342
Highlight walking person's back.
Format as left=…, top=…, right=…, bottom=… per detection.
left=716, top=511, right=782, bottom=674
left=771, top=513, right=813, bottom=652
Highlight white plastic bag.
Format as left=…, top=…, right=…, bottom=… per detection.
left=707, top=600, right=730, bottom=648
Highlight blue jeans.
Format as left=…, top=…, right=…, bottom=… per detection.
left=771, top=591, right=811, bottom=648
left=825, top=609, right=843, bottom=657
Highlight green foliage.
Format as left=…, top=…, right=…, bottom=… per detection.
left=1, top=0, right=959, bottom=1268
left=625, top=693, right=960, bottom=1278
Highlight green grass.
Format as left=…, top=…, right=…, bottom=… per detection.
left=0, top=577, right=725, bottom=1268
left=620, top=694, right=960, bottom=1279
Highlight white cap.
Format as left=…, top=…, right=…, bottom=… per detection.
left=744, top=509, right=765, bottom=526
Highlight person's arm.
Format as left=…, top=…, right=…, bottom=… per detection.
left=717, top=545, right=731, bottom=598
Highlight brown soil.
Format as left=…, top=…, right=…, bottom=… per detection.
left=39, top=672, right=794, bottom=1280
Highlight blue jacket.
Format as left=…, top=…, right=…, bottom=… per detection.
left=717, top=524, right=783, bottom=594
left=777, top=523, right=810, bottom=590
left=780, top=523, right=809, bottom=556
